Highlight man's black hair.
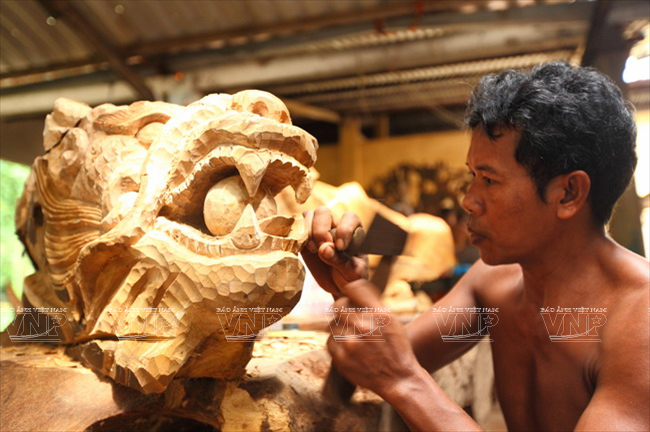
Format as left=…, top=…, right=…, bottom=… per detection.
left=465, top=61, right=637, bottom=225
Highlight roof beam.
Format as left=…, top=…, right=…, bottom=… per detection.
left=269, top=50, right=576, bottom=96
left=37, top=0, right=154, bottom=100
left=3, top=1, right=593, bottom=89
left=0, top=22, right=587, bottom=118
left=193, top=22, right=586, bottom=92
left=126, top=1, right=487, bottom=57
left=0, top=57, right=102, bottom=80
left=581, top=0, right=614, bottom=66
left=282, top=99, right=341, bottom=124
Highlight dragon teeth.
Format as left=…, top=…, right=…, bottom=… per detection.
left=230, top=204, right=262, bottom=249
left=166, top=145, right=313, bottom=211
left=236, top=153, right=269, bottom=197
left=292, top=175, right=312, bottom=204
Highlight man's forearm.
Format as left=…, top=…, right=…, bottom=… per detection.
left=382, top=365, right=483, bottom=432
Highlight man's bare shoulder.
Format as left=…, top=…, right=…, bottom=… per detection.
left=599, top=246, right=649, bottom=379
left=602, top=272, right=649, bottom=347
left=603, top=245, right=649, bottom=325
left=463, top=259, right=522, bottom=302
left=576, top=261, right=649, bottom=432
left=604, top=239, right=648, bottom=281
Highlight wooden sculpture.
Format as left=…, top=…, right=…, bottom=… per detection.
left=13, top=91, right=318, bottom=394
left=2, top=93, right=494, bottom=432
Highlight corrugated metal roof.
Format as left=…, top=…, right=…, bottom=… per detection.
left=1, top=0, right=578, bottom=78
left=0, top=0, right=647, bottom=130
left=0, top=0, right=391, bottom=77
left=1, top=0, right=91, bottom=72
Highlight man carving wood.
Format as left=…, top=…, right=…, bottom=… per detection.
left=303, top=62, right=650, bottom=431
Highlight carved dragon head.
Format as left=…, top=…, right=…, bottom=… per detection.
left=15, top=91, right=317, bottom=393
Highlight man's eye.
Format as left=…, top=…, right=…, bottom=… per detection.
left=483, top=177, right=494, bottom=185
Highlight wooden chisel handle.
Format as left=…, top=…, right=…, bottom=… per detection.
left=323, top=226, right=363, bottom=403
left=323, top=253, right=394, bottom=403
left=323, top=364, right=357, bottom=402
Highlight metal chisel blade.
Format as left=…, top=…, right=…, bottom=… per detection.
left=354, top=212, right=408, bottom=256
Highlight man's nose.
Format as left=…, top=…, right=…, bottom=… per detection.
left=461, top=184, right=484, bottom=216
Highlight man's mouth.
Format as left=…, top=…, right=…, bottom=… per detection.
left=467, top=225, right=487, bottom=244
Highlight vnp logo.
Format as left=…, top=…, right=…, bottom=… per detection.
left=431, top=307, right=499, bottom=342
left=325, top=307, right=392, bottom=342
left=108, top=310, right=179, bottom=341
left=540, top=307, right=607, bottom=342
left=216, top=308, right=283, bottom=341
left=6, top=310, right=67, bottom=342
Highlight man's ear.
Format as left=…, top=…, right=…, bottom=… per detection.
left=547, top=171, right=591, bottom=220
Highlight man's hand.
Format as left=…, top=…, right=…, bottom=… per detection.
left=301, top=206, right=368, bottom=298
left=326, top=278, right=421, bottom=398
left=327, top=278, right=483, bottom=432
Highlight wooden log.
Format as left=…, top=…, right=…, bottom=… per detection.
left=0, top=335, right=383, bottom=432
left=1, top=332, right=497, bottom=431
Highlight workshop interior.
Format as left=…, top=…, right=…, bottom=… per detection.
left=0, top=1, right=648, bottom=431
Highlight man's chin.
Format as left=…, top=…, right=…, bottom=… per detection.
left=477, top=249, right=515, bottom=267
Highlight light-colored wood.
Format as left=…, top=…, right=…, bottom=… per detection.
left=12, top=89, right=455, bottom=397
left=14, top=90, right=318, bottom=393
left=0, top=334, right=497, bottom=431
left=0, top=335, right=384, bottom=432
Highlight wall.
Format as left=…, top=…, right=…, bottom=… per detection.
left=314, top=129, right=471, bottom=187
left=0, top=119, right=45, bottom=166
left=634, top=110, right=649, bottom=257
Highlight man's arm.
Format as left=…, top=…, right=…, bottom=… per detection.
left=574, top=291, right=650, bottom=431
left=407, top=260, right=491, bottom=372
left=303, top=207, right=491, bottom=430
left=329, top=279, right=484, bottom=432
left=383, top=366, right=483, bottom=432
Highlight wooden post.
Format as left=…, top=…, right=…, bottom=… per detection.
left=583, top=22, right=646, bottom=256
left=375, top=114, right=390, bottom=139
left=338, top=116, right=365, bottom=184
